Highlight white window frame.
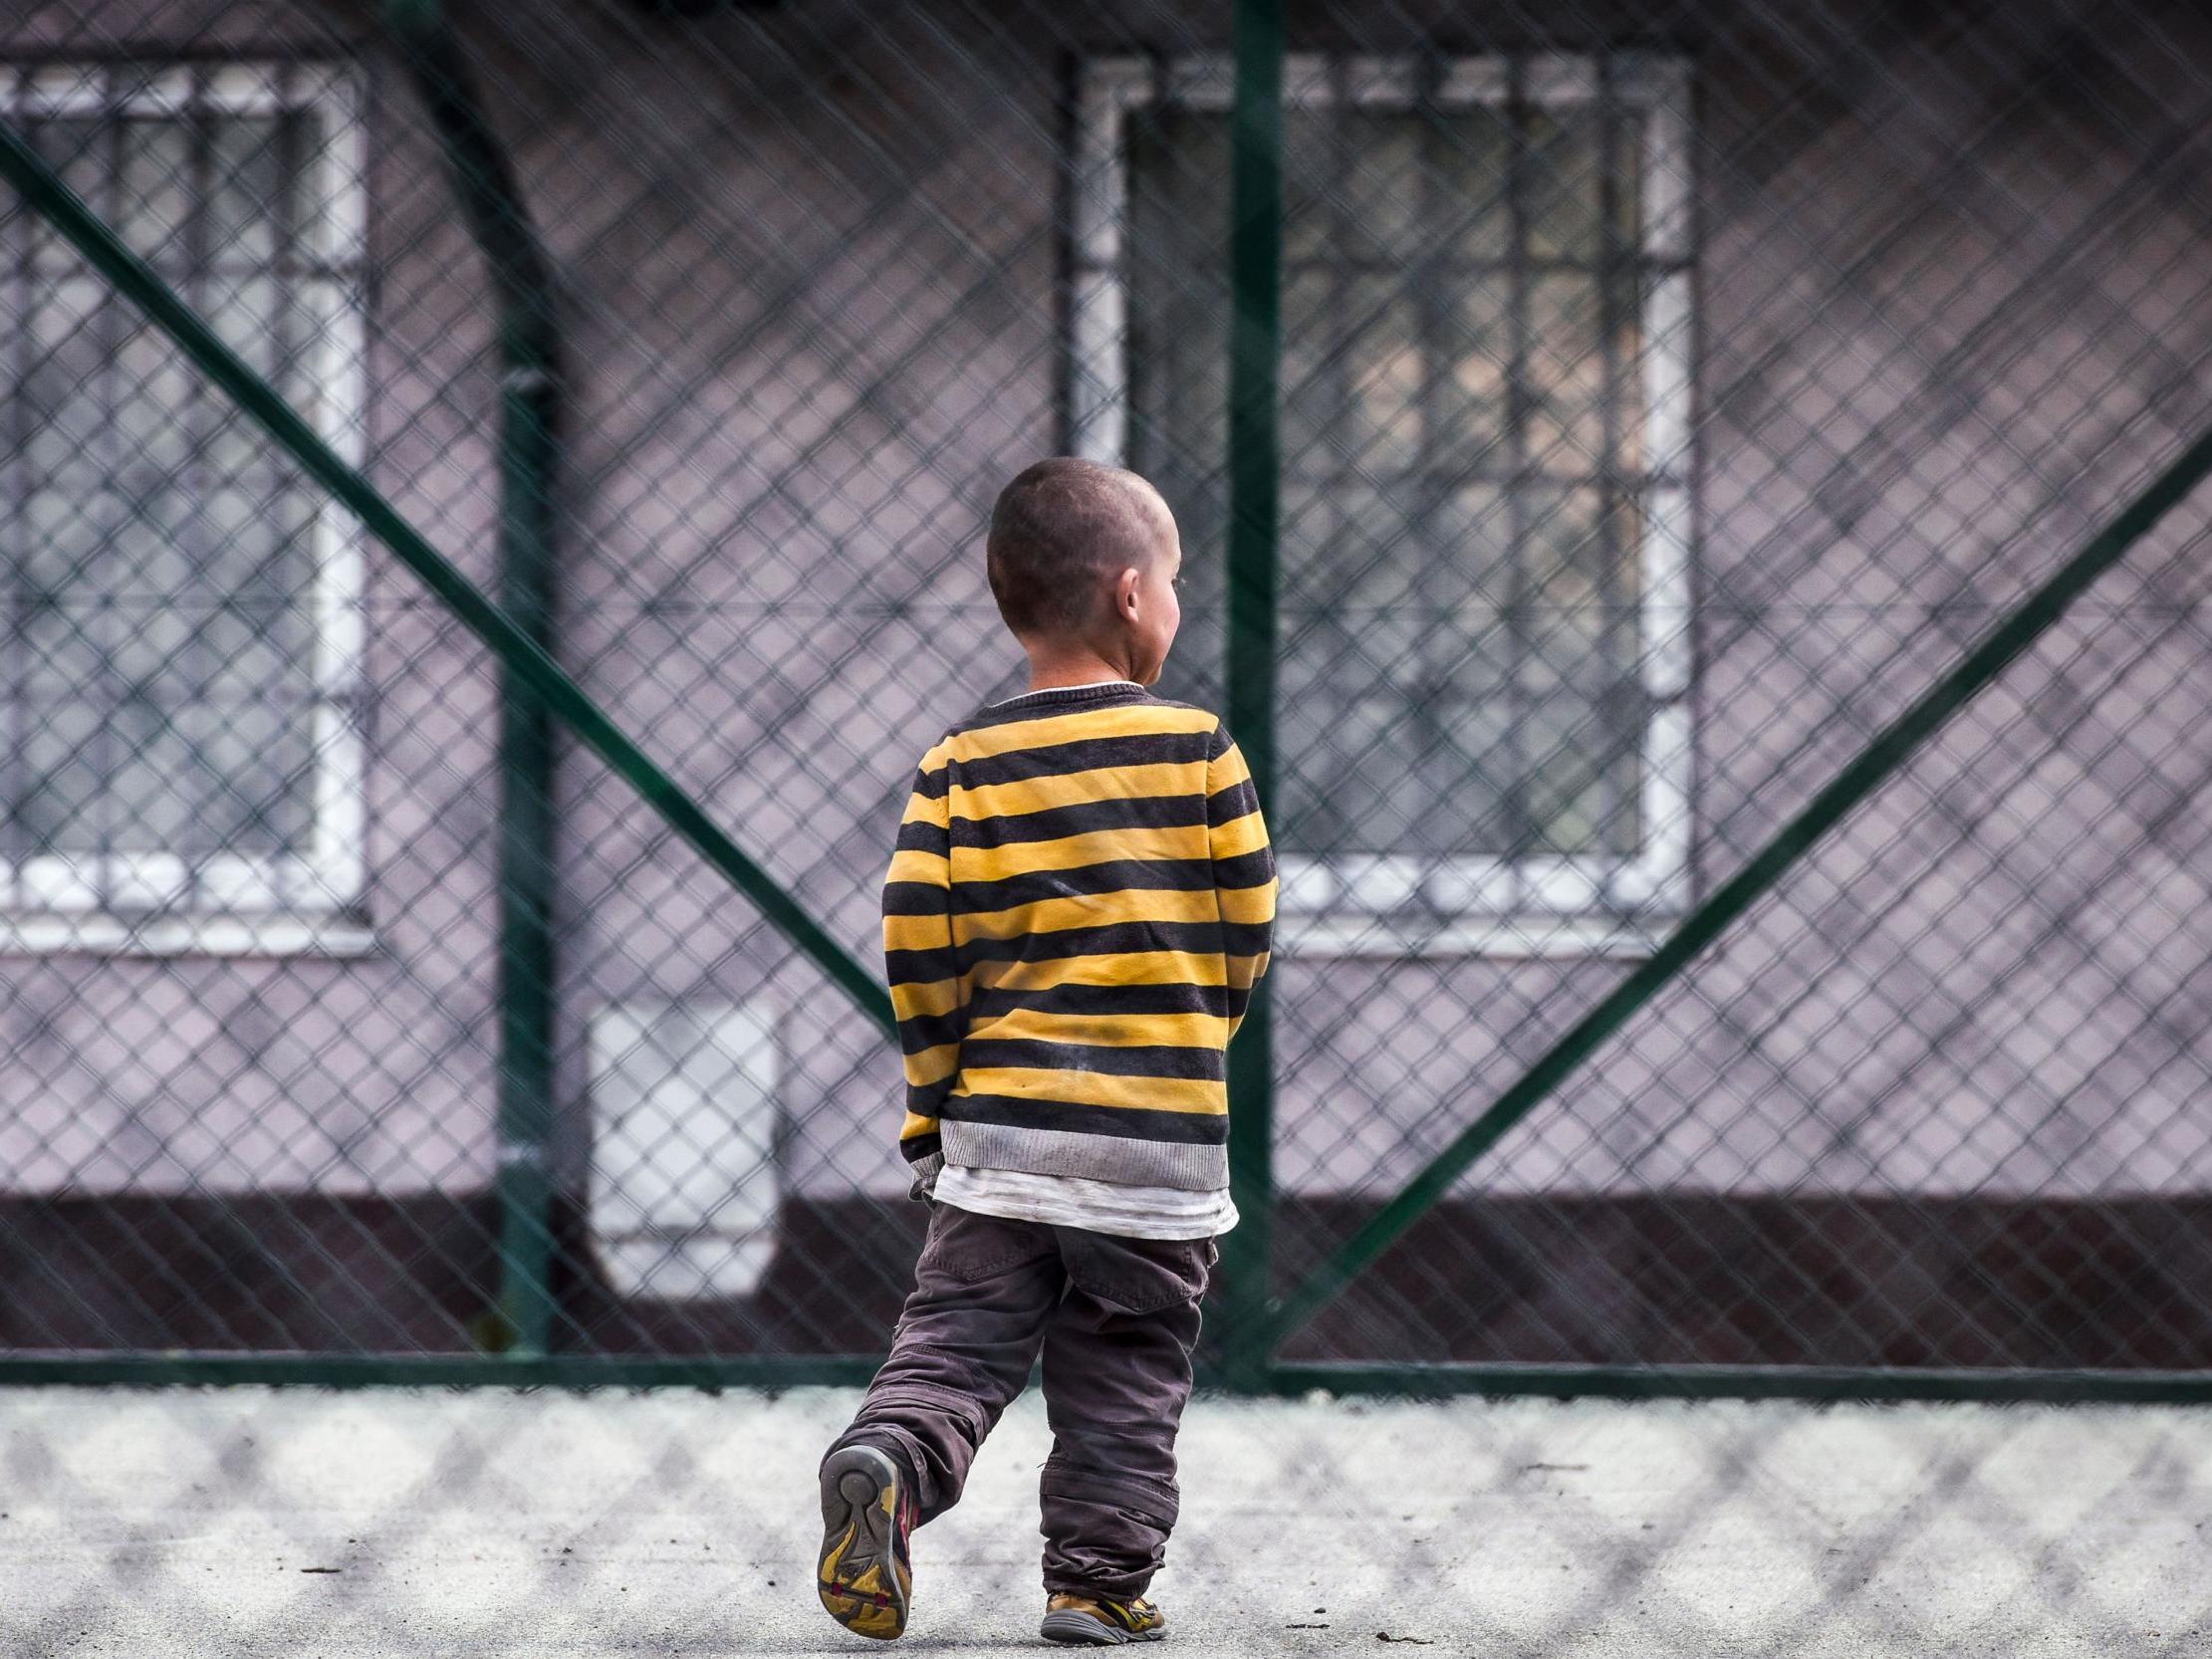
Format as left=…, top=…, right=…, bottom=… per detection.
left=1071, top=53, right=1695, bottom=959
left=0, top=63, right=371, bottom=956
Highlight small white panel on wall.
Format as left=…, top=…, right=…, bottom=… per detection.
left=588, top=1001, right=780, bottom=1301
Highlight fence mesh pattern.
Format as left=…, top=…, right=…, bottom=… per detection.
left=0, top=0, right=2210, bottom=1367
left=3, top=0, right=2212, bottom=1651
left=2, top=0, right=2207, bottom=1375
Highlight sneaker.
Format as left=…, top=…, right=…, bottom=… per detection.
left=816, top=1443, right=916, bottom=1640
left=1041, top=1592, right=1167, bottom=1645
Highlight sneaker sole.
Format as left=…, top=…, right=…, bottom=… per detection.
left=817, top=1445, right=910, bottom=1641
left=1041, top=1609, right=1165, bottom=1645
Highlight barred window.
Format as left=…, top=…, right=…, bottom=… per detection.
left=1, top=66, right=368, bottom=953
left=1072, top=56, right=1693, bottom=955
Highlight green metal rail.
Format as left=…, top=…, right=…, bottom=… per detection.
left=1261, top=421, right=2212, bottom=1358
left=1217, top=0, right=1285, bottom=1397
left=0, top=1353, right=880, bottom=1391
left=1258, top=1363, right=2212, bottom=1406
left=0, top=114, right=895, bottom=1049
left=4, top=1351, right=2212, bottom=1405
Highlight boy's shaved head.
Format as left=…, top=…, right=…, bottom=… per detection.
left=987, top=458, right=1173, bottom=637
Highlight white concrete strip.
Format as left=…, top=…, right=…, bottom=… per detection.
left=0, top=1386, right=2205, bottom=1656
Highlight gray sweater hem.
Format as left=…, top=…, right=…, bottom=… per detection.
left=938, top=1122, right=1229, bottom=1193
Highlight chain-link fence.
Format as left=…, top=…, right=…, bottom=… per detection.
left=0, top=0, right=2209, bottom=1648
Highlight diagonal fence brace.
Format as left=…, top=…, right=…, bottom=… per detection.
left=0, top=116, right=894, bottom=1039
left=1262, top=420, right=2212, bottom=1356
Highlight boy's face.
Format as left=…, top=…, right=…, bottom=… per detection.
left=1122, top=506, right=1183, bottom=686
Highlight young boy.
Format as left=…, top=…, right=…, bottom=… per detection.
left=815, top=457, right=1276, bottom=1645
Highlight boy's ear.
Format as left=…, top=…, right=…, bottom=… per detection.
left=1115, top=566, right=1142, bottom=618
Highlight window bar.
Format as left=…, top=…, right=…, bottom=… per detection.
left=1125, top=51, right=1169, bottom=499
left=1595, top=59, right=1629, bottom=896
left=1324, top=57, right=1352, bottom=879
left=3, top=70, right=31, bottom=913
left=1067, top=60, right=1133, bottom=474
left=267, top=81, right=306, bottom=893
left=1411, top=52, right=1447, bottom=890
left=92, top=73, right=128, bottom=919
left=1049, top=52, right=1078, bottom=460
left=180, top=69, right=215, bottom=911
left=1502, top=56, right=1534, bottom=916
left=296, top=61, right=368, bottom=917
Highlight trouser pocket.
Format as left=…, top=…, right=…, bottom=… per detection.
left=914, top=1202, right=1059, bottom=1285
left=1057, top=1227, right=1214, bottom=1316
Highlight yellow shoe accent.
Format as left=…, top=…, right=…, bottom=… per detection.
left=817, top=1447, right=914, bottom=1640
left=1042, top=1592, right=1167, bottom=1644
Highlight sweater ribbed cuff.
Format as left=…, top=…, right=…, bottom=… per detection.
left=938, top=1121, right=1228, bottom=1192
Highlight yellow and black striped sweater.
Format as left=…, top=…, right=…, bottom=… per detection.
left=882, top=681, right=1277, bottom=1192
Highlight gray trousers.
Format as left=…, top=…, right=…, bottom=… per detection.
left=826, top=1200, right=1216, bottom=1600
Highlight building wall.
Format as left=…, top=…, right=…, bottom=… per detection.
left=1, top=0, right=2207, bottom=1226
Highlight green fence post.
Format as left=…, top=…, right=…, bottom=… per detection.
left=1262, top=423, right=2212, bottom=1356
left=388, top=0, right=565, bottom=1359
left=1219, top=0, right=1285, bottom=1396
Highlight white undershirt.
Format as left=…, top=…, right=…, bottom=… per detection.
left=932, top=1163, right=1239, bottom=1241
left=943, top=676, right=1238, bottom=1241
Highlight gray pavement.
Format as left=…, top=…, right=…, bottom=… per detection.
left=0, top=1385, right=2207, bottom=1657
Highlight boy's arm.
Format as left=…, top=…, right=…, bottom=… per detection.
left=881, top=749, right=963, bottom=1181
left=1206, top=721, right=1278, bottom=1042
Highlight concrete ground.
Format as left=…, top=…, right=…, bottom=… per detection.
left=0, top=1386, right=2207, bottom=1657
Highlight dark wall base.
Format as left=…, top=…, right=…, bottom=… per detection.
left=0, top=1189, right=2203, bottom=1370
left=1271, top=1192, right=2212, bottom=1370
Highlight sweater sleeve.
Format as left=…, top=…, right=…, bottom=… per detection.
left=881, top=746, right=963, bottom=1171
left=1206, top=720, right=1277, bottom=1042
